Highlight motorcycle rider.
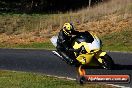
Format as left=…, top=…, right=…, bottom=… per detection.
left=56, top=23, right=80, bottom=65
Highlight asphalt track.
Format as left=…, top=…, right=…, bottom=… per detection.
left=0, top=49, right=132, bottom=88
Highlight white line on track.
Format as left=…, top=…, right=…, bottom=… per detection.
left=107, top=84, right=130, bottom=88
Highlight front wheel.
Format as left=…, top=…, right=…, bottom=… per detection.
left=100, top=54, right=115, bottom=70
left=76, top=76, right=86, bottom=84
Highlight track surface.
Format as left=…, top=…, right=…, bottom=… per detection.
left=0, top=49, right=131, bottom=88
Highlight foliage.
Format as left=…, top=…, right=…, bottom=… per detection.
left=0, top=0, right=105, bottom=13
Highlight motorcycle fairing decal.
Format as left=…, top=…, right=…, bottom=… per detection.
left=73, top=40, right=100, bottom=53
left=76, top=54, right=94, bottom=64
left=73, top=42, right=91, bottom=53
left=73, top=42, right=82, bottom=49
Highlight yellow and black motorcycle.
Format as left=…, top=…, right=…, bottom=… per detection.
left=70, top=31, right=115, bottom=84
left=72, top=31, right=114, bottom=70
left=51, top=31, right=114, bottom=70
left=51, top=31, right=115, bottom=84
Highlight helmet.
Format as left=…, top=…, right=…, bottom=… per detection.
left=62, top=23, right=74, bottom=36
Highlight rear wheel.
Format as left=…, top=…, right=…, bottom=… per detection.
left=100, top=54, right=114, bottom=70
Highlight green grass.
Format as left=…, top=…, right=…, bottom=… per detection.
left=0, top=42, right=55, bottom=49
left=15, top=42, right=55, bottom=49
left=101, top=27, right=132, bottom=52
left=0, top=70, right=114, bottom=88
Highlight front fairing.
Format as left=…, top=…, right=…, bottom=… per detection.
left=76, top=50, right=107, bottom=65
left=76, top=53, right=94, bottom=65
left=73, top=35, right=102, bottom=53
left=73, top=33, right=103, bottom=65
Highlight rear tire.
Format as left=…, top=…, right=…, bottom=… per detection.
left=100, top=54, right=114, bottom=70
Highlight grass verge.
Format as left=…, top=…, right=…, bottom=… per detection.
left=101, top=27, right=132, bottom=52
left=1, top=27, right=131, bottom=52
left=0, top=41, right=55, bottom=49
left=15, top=42, right=55, bottom=49
left=0, top=70, right=115, bottom=88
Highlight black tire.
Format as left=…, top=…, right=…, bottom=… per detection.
left=100, top=54, right=115, bottom=70
left=80, top=76, right=86, bottom=84
left=76, top=76, right=86, bottom=84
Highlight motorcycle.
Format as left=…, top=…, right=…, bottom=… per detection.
left=50, top=31, right=115, bottom=83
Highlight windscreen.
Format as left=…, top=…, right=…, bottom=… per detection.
left=76, top=32, right=94, bottom=43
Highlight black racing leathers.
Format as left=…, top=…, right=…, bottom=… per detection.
left=56, top=29, right=79, bottom=65
left=57, top=29, right=79, bottom=51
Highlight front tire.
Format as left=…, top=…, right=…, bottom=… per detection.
left=76, top=76, right=86, bottom=84
left=100, top=54, right=114, bottom=70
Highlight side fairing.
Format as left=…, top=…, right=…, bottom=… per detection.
left=87, top=35, right=101, bottom=51
left=73, top=35, right=101, bottom=53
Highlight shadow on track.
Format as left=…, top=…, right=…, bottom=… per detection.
left=81, top=64, right=132, bottom=70
left=113, top=64, right=132, bottom=70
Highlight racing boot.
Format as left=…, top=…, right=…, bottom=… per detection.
left=52, top=51, right=63, bottom=59
left=53, top=50, right=79, bottom=66
left=60, top=52, right=75, bottom=65
left=62, top=54, right=80, bottom=67
left=52, top=50, right=72, bottom=64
